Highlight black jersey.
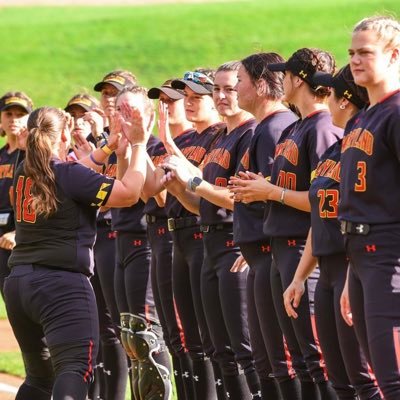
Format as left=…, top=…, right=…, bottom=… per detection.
left=164, top=123, right=226, bottom=219
left=9, top=159, right=114, bottom=275
left=111, top=135, right=159, bottom=232
left=143, top=130, right=195, bottom=217
left=264, top=110, right=343, bottom=238
left=200, top=119, right=255, bottom=225
left=339, top=90, right=400, bottom=224
left=0, top=146, right=24, bottom=233
left=233, top=111, right=298, bottom=244
left=309, top=140, right=344, bottom=256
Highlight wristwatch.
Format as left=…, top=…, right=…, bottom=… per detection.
left=188, top=176, right=203, bottom=192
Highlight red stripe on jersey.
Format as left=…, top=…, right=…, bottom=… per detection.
left=83, top=339, right=94, bottom=382
left=393, top=327, right=400, bottom=374
left=310, top=314, right=328, bottom=380
left=173, top=298, right=188, bottom=351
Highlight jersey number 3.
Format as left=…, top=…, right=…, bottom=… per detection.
left=354, top=161, right=367, bottom=192
left=15, top=176, right=37, bottom=223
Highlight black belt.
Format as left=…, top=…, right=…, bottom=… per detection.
left=340, top=220, right=370, bottom=235
left=167, top=216, right=199, bottom=231
left=200, top=224, right=228, bottom=233
left=145, top=214, right=167, bottom=224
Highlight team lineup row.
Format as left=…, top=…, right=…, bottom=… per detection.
left=0, top=13, right=399, bottom=400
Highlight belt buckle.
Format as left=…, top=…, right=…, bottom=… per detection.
left=340, top=221, right=347, bottom=235
left=167, top=218, right=175, bottom=231
left=200, top=225, right=210, bottom=233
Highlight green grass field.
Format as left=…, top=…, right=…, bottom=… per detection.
left=0, top=0, right=398, bottom=391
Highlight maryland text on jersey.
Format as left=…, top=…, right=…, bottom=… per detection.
left=341, top=128, right=374, bottom=156
left=202, top=147, right=231, bottom=169
left=274, top=139, right=299, bottom=166
left=314, top=158, right=341, bottom=183
left=0, top=164, right=14, bottom=179
left=181, top=145, right=207, bottom=165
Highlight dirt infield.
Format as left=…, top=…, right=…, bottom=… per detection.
left=0, top=0, right=232, bottom=5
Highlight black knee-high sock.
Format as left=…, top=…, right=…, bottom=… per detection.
left=259, top=376, right=282, bottom=400
left=317, top=381, right=337, bottom=400
left=278, top=377, right=301, bottom=400
left=211, top=359, right=226, bottom=400
left=52, top=372, right=89, bottom=400
left=171, top=353, right=187, bottom=400
left=16, top=383, right=52, bottom=400
left=300, top=380, right=320, bottom=400
left=223, top=374, right=252, bottom=400
left=102, top=342, right=128, bottom=400
left=244, top=370, right=261, bottom=398
left=192, top=358, right=218, bottom=400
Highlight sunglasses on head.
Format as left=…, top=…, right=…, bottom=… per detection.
left=183, top=71, right=214, bottom=86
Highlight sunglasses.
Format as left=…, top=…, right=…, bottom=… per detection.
left=183, top=71, right=214, bottom=86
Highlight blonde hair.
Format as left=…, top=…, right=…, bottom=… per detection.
left=24, top=107, right=67, bottom=217
left=353, top=16, right=400, bottom=50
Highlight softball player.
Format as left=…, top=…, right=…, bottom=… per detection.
left=162, top=61, right=260, bottom=400
left=143, top=69, right=225, bottom=400
left=4, top=105, right=150, bottom=400
left=230, top=48, right=342, bottom=400
left=232, top=52, right=303, bottom=400
left=283, top=65, right=381, bottom=400
left=65, top=93, right=129, bottom=400
left=0, top=92, right=32, bottom=297
left=113, top=85, right=173, bottom=400
left=338, top=16, right=400, bottom=400
left=146, top=79, right=196, bottom=400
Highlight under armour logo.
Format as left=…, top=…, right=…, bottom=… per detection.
left=193, top=375, right=199, bottom=382
left=343, top=90, right=353, bottom=99
left=216, top=379, right=222, bottom=386
left=158, top=228, right=166, bottom=235
left=227, top=392, right=231, bottom=398
left=299, top=70, right=307, bottom=79
left=261, top=245, right=271, bottom=253
left=252, top=391, right=262, bottom=398
left=103, top=369, right=111, bottom=376
left=366, top=244, right=377, bottom=253
left=193, top=232, right=203, bottom=240
left=108, top=231, right=117, bottom=239
left=174, top=370, right=178, bottom=376
left=182, top=371, right=190, bottom=378
left=288, top=240, right=296, bottom=247
left=356, top=225, right=364, bottom=234
left=226, top=240, right=235, bottom=247
left=132, top=240, right=142, bottom=246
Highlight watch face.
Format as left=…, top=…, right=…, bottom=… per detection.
left=193, top=177, right=203, bottom=186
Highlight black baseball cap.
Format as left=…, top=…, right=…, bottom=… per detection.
left=148, top=79, right=185, bottom=100
left=268, top=54, right=318, bottom=89
left=0, top=94, right=32, bottom=113
left=65, top=95, right=99, bottom=112
left=94, top=71, right=136, bottom=92
left=312, top=67, right=367, bottom=109
left=171, top=71, right=214, bottom=95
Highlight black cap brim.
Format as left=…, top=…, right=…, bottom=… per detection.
left=171, top=79, right=212, bottom=95
left=93, top=81, right=124, bottom=92
left=65, top=103, right=92, bottom=112
left=312, top=72, right=335, bottom=88
left=148, top=86, right=184, bottom=100
left=267, top=62, right=287, bottom=72
left=0, top=102, right=31, bottom=114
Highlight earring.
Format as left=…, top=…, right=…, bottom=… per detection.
left=340, top=104, right=346, bottom=110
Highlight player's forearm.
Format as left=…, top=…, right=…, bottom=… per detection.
left=269, top=186, right=311, bottom=212
left=142, top=162, right=165, bottom=197
left=194, top=181, right=233, bottom=211
left=292, top=229, right=317, bottom=282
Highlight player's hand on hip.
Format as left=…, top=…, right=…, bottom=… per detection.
left=230, top=254, right=249, bottom=273
left=283, top=279, right=305, bottom=319
left=0, top=231, right=16, bottom=250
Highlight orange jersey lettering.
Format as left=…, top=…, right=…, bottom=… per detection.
left=202, top=148, right=231, bottom=170
left=274, top=139, right=299, bottom=166
left=341, top=128, right=374, bottom=156
left=0, top=164, right=14, bottom=179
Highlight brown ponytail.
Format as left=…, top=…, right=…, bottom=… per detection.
left=24, top=107, right=67, bottom=218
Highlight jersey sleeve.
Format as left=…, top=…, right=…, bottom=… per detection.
left=385, top=109, right=400, bottom=162
left=58, top=162, right=115, bottom=207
